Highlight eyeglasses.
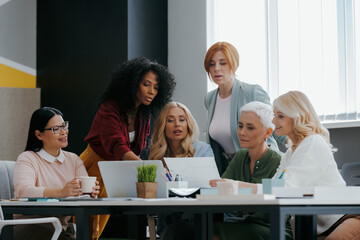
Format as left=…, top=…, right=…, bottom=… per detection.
left=43, top=121, right=69, bottom=134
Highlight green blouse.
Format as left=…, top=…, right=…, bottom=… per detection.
left=215, top=148, right=293, bottom=239
left=222, top=148, right=281, bottom=183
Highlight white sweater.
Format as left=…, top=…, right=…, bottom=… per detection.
left=268, top=134, right=345, bottom=234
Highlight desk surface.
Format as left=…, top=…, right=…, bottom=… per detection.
left=1, top=197, right=360, bottom=206
left=2, top=197, right=360, bottom=240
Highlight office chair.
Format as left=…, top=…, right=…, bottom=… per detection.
left=341, top=162, right=360, bottom=186
left=0, top=205, right=62, bottom=240
left=0, top=160, right=62, bottom=239
left=0, top=161, right=15, bottom=200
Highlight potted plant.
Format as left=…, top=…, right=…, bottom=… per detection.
left=136, top=163, right=158, bottom=198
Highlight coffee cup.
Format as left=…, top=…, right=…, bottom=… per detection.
left=217, top=180, right=238, bottom=196
left=78, top=176, right=96, bottom=194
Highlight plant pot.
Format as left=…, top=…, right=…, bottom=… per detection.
left=136, top=182, right=158, bottom=199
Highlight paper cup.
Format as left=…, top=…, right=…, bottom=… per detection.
left=79, top=176, right=96, bottom=194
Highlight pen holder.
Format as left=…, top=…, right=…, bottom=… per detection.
left=166, top=181, right=188, bottom=198
left=262, top=178, right=285, bottom=194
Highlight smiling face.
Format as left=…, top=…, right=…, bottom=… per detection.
left=209, top=50, right=234, bottom=87
left=165, top=107, right=188, bottom=144
left=35, top=114, right=68, bottom=156
left=136, top=71, right=159, bottom=107
left=272, top=108, right=295, bottom=139
left=237, top=111, right=270, bottom=149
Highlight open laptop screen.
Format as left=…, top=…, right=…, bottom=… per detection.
left=98, top=160, right=167, bottom=198
left=164, top=157, right=220, bottom=188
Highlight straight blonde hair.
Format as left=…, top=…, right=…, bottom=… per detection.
left=149, top=102, right=199, bottom=161
left=273, top=91, right=334, bottom=151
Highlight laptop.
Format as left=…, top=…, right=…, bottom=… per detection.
left=98, top=160, right=167, bottom=198
left=164, top=157, right=220, bottom=188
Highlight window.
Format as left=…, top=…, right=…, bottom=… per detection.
left=209, top=0, right=360, bottom=127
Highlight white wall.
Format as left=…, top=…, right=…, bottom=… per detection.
left=0, top=0, right=36, bottom=68
left=168, top=0, right=209, bottom=140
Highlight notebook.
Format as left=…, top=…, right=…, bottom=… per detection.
left=98, top=160, right=167, bottom=198
left=164, top=157, right=220, bottom=188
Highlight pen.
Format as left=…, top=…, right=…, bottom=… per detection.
left=279, top=169, right=286, bottom=179
left=165, top=169, right=172, bottom=178
left=160, top=173, right=168, bottom=182
left=165, top=172, right=172, bottom=181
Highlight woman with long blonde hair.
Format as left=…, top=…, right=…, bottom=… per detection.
left=149, top=102, right=214, bottom=239
left=149, top=102, right=213, bottom=165
left=273, top=91, right=359, bottom=240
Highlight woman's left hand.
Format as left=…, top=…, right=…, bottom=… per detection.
left=90, top=181, right=100, bottom=198
left=209, top=178, right=226, bottom=187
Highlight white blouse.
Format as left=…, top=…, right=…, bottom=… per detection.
left=273, top=134, right=346, bottom=234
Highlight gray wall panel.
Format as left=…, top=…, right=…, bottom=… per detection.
left=0, top=88, right=40, bottom=160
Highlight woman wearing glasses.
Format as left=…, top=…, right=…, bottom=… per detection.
left=13, top=107, right=100, bottom=240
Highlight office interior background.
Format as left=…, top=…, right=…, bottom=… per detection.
left=0, top=0, right=359, bottom=169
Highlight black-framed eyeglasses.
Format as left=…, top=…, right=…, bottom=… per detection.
left=43, top=121, right=69, bottom=134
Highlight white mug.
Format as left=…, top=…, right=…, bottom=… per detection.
left=78, top=176, right=96, bottom=194
left=217, top=180, right=238, bottom=196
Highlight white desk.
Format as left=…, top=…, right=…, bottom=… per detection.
left=2, top=198, right=360, bottom=240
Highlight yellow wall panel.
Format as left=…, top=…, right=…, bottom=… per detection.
left=0, top=63, right=36, bottom=88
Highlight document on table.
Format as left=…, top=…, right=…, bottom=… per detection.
left=196, top=194, right=276, bottom=201
left=272, top=187, right=314, bottom=198
left=164, top=157, right=220, bottom=188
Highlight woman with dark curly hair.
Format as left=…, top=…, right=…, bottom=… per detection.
left=79, top=57, right=175, bottom=239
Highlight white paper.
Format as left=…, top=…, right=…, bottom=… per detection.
left=164, top=157, right=220, bottom=188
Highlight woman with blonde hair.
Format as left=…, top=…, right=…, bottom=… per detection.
left=273, top=91, right=359, bottom=240
left=149, top=102, right=214, bottom=240
left=204, top=41, right=285, bottom=175
left=211, top=91, right=349, bottom=240
left=149, top=101, right=213, bottom=165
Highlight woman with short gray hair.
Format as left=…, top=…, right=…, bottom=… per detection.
left=210, top=101, right=293, bottom=240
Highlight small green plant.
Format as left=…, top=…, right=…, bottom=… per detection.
left=136, top=163, right=157, bottom=182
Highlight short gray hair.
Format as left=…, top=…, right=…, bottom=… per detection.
left=240, top=101, right=275, bottom=130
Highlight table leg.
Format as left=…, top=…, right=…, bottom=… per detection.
left=295, top=215, right=316, bottom=240
left=269, top=207, right=285, bottom=240
left=135, top=214, right=147, bottom=240
left=207, top=213, right=213, bottom=240
left=75, top=209, right=91, bottom=240
left=194, top=213, right=207, bottom=240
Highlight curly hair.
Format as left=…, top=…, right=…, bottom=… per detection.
left=98, top=57, right=176, bottom=118
left=273, top=91, right=334, bottom=151
left=149, top=102, right=199, bottom=161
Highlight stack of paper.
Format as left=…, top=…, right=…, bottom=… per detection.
left=314, top=186, right=360, bottom=200
left=272, top=187, right=314, bottom=198
left=196, top=194, right=275, bottom=201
